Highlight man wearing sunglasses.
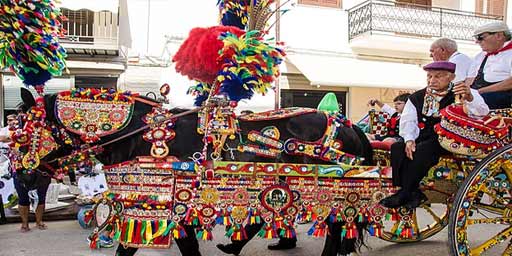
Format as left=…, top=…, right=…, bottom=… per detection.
left=466, top=21, right=512, bottom=109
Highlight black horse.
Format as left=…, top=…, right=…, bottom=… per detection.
left=19, top=88, right=372, bottom=256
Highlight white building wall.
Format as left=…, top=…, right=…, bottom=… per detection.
left=460, top=0, right=476, bottom=12
left=279, top=5, right=350, bottom=53
left=126, top=0, right=218, bottom=57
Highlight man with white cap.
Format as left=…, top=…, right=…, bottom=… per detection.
left=467, top=21, right=512, bottom=109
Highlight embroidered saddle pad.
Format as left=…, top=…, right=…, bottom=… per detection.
left=435, top=105, right=510, bottom=158
left=55, top=92, right=134, bottom=143
left=239, top=107, right=317, bottom=121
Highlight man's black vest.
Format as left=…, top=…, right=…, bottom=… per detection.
left=408, top=88, right=455, bottom=142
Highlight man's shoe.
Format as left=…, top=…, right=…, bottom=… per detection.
left=379, top=192, right=408, bottom=208
left=404, top=191, right=428, bottom=209
left=216, top=244, right=241, bottom=255
left=267, top=242, right=296, bottom=250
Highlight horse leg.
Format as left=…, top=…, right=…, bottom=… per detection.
left=115, top=245, right=138, bottom=256
left=217, top=222, right=264, bottom=254
left=175, top=224, right=201, bottom=256
left=321, top=220, right=342, bottom=256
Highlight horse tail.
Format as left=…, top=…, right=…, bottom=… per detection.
left=352, top=125, right=373, bottom=165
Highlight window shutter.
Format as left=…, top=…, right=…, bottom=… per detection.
left=298, top=0, right=341, bottom=8
left=476, top=0, right=484, bottom=13
left=488, top=0, right=505, bottom=17
left=396, top=0, right=431, bottom=6
left=475, top=0, right=505, bottom=16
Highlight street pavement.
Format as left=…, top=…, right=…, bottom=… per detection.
left=0, top=219, right=452, bottom=256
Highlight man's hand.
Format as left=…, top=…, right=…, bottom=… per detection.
left=405, top=140, right=416, bottom=160
left=368, top=99, right=383, bottom=108
left=453, top=82, right=473, bottom=102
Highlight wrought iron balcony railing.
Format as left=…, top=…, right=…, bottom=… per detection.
left=60, top=8, right=119, bottom=47
left=348, top=0, right=503, bottom=41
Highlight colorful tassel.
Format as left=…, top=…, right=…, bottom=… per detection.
left=258, top=222, right=278, bottom=239
left=197, top=224, right=214, bottom=241
left=88, top=233, right=98, bottom=249
left=307, top=221, right=328, bottom=237
left=145, top=220, right=153, bottom=244
left=342, top=223, right=358, bottom=239
left=0, top=0, right=67, bottom=87
left=279, top=220, right=297, bottom=239
left=226, top=223, right=247, bottom=241
left=168, top=221, right=187, bottom=239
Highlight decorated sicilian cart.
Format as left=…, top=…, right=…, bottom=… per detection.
left=3, top=1, right=512, bottom=256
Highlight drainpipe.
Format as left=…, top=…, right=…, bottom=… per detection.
left=0, top=73, right=3, bottom=127
left=274, top=0, right=281, bottom=110
left=146, top=0, right=151, bottom=54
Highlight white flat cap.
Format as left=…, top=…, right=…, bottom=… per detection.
left=473, top=21, right=510, bottom=36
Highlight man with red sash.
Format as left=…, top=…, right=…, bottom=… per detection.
left=380, top=61, right=489, bottom=209
left=467, top=21, right=512, bottom=109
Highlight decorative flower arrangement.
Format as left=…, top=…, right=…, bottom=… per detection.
left=59, top=88, right=136, bottom=103
left=0, top=0, right=67, bottom=89
left=175, top=27, right=284, bottom=106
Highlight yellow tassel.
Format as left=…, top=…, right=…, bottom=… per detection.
left=153, top=220, right=167, bottom=239
left=126, top=219, right=134, bottom=243
left=145, top=220, right=153, bottom=244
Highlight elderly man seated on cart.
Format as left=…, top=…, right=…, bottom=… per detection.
left=380, top=61, right=490, bottom=209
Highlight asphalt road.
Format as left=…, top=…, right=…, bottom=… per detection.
left=0, top=219, right=454, bottom=256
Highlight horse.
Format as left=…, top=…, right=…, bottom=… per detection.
left=18, top=88, right=372, bottom=256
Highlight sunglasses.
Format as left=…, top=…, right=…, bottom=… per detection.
left=474, top=32, right=495, bottom=41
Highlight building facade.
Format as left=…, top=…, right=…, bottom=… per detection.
left=1, top=0, right=509, bottom=123
left=279, top=0, right=506, bottom=120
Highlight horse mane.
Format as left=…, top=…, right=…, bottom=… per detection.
left=169, top=107, right=193, bottom=114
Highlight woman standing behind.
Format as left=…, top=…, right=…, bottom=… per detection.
left=8, top=113, right=51, bottom=232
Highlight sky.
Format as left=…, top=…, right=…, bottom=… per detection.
left=126, top=0, right=219, bottom=57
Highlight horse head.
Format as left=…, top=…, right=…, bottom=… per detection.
left=17, top=88, right=204, bottom=173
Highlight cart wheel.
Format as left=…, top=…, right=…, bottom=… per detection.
left=449, top=144, right=512, bottom=256
left=377, top=188, right=452, bottom=243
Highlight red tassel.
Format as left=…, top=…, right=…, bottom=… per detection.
left=312, top=222, right=328, bottom=237
left=84, top=210, right=94, bottom=225
left=400, top=224, right=414, bottom=238
left=231, top=224, right=248, bottom=241
left=89, top=233, right=98, bottom=249
left=258, top=222, right=278, bottom=239
left=344, top=223, right=358, bottom=239
left=274, top=217, right=284, bottom=229
left=133, top=220, right=142, bottom=244
left=120, top=219, right=128, bottom=242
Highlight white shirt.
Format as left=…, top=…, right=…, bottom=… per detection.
left=0, top=126, right=10, bottom=149
left=468, top=45, right=512, bottom=82
left=449, top=51, right=472, bottom=84
left=399, top=89, right=490, bottom=142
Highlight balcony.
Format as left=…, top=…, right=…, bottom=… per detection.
left=60, top=8, right=120, bottom=56
left=347, top=0, right=503, bottom=58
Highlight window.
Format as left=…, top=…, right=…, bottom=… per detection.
left=61, top=8, right=95, bottom=42
left=396, top=0, right=432, bottom=10
left=298, top=0, right=342, bottom=8
left=75, top=76, right=117, bottom=89
left=476, top=0, right=506, bottom=17
left=396, top=0, right=432, bottom=6
left=281, top=90, right=346, bottom=115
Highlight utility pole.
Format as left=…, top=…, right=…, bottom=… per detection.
left=146, top=0, right=151, bottom=54
left=0, top=73, right=4, bottom=127
left=274, top=0, right=281, bottom=110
